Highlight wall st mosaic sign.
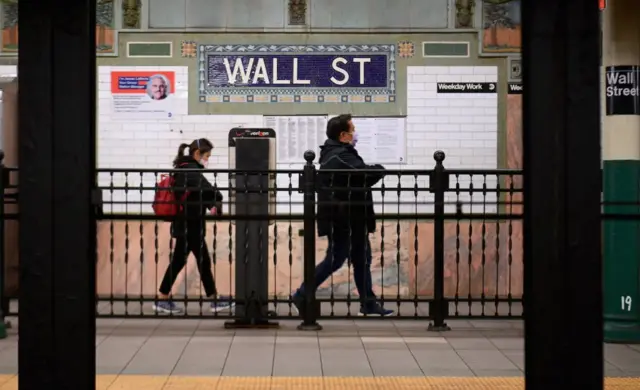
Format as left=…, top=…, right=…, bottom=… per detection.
left=198, top=44, right=396, bottom=103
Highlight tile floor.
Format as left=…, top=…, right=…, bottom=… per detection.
left=0, top=317, right=638, bottom=378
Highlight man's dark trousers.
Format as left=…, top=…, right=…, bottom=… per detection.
left=297, top=226, right=377, bottom=308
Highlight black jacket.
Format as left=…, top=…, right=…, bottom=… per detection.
left=316, top=139, right=385, bottom=237
left=170, top=156, right=223, bottom=238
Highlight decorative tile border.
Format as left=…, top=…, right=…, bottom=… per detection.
left=200, top=94, right=396, bottom=103
left=197, top=44, right=396, bottom=103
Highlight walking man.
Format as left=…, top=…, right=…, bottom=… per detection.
left=292, top=114, right=394, bottom=316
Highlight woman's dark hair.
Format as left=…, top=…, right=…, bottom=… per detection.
left=173, top=138, right=214, bottom=167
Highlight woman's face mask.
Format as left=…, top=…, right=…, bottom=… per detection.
left=197, top=151, right=211, bottom=168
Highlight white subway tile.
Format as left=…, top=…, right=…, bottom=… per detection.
left=424, top=66, right=450, bottom=75
left=405, top=66, right=498, bottom=170
left=449, top=66, right=475, bottom=75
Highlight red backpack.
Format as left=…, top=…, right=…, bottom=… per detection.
left=152, top=165, right=189, bottom=218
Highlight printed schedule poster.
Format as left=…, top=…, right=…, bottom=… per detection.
left=110, top=71, right=183, bottom=119
left=350, top=117, right=407, bottom=164
left=263, top=115, right=328, bottom=164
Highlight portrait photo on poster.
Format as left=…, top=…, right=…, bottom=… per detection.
left=146, top=74, right=171, bottom=101
left=109, top=69, right=185, bottom=120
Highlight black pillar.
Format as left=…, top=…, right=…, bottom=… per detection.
left=18, top=1, right=96, bottom=389
left=523, top=1, right=602, bottom=388
left=227, top=138, right=275, bottom=327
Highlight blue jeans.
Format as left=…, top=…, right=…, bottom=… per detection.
left=297, top=229, right=377, bottom=308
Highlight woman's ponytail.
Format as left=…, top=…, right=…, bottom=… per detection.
left=173, top=143, right=189, bottom=167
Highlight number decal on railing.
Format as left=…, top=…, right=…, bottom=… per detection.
left=621, top=296, right=632, bottom=311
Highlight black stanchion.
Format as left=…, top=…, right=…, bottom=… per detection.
left=0, top=150, right=6, bottom=339
left=225, top=138, right=278, bottom=329
left=298, top=150, right=322, bottom=331
left=428, top=151, right=451, bottom=331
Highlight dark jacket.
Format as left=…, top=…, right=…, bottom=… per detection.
left=170, top=156, right=223, bottom=238
left=316, top=139, right=385, bottom=237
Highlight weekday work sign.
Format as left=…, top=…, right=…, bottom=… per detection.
left=605, top=65, right=639, bottom=115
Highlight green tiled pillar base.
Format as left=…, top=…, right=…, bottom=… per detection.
left=603, top=160, right=640, bottom=343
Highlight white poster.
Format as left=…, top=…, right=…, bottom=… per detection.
left=108, top=67, right=188, bottom=120
left=350, top=117, right=407, bottom=164
left=263, top=115, right=328, bottom=164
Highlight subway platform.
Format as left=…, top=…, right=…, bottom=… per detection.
left=0, top=315, right=638, bottom=389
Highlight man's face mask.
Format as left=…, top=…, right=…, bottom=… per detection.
left=200, top=158, right=209, bottom=168
left=351, top=132, right=359, bottom=147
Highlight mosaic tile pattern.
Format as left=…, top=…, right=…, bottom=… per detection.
left=197, top=44, right=396, bottom=103
left=181, top=41, right=197, bottom=58
left=397, top=41, right=415, bottom=58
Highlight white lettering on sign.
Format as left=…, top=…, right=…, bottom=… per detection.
left=253, top=58, right=269, bottom=84
left=329, top=57, right=372, bottom=85
left=438, top=83, right=487, bottom=92
left=224, top=58, right=254, bottom=85
left=330, top=57, right=349, bottom=85
left=606, top=70, right=639, bottom=97
left=222, top=57, right=371, bottom=86
left=621, top=296, right=632, bottom=311
left=354, top=58, right=371, bottom=84
left=272, top=62, right=290, bottom=84
left=509, top=84, right=523, bottom=92
left=292, top=58, right=310, bottom=85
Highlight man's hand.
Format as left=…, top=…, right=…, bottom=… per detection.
left=372, top=164, right=386, bottom=176
left=210, top=202, right=223, bottom=216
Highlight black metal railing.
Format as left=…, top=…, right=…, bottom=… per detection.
left=0, top=150, right=18, bottom=327
left=1, top=150, right=524, bottom=329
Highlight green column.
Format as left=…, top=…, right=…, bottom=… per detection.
left=603, top=162, right=640, bottom=343
left=602, top=0, right=640, bottom=343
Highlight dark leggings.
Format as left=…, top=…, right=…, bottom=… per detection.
left=158, top=233, right=216, bottom=297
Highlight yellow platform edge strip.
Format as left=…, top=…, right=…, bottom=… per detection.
left=1, top=375, right=639, bottom=389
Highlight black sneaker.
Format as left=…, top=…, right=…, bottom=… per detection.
left=359, top=304, right=394, bottom=317
left=291, top=292, right=305, bottom=317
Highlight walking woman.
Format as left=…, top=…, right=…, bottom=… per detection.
left=153, top=138, right=234, bottom=314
